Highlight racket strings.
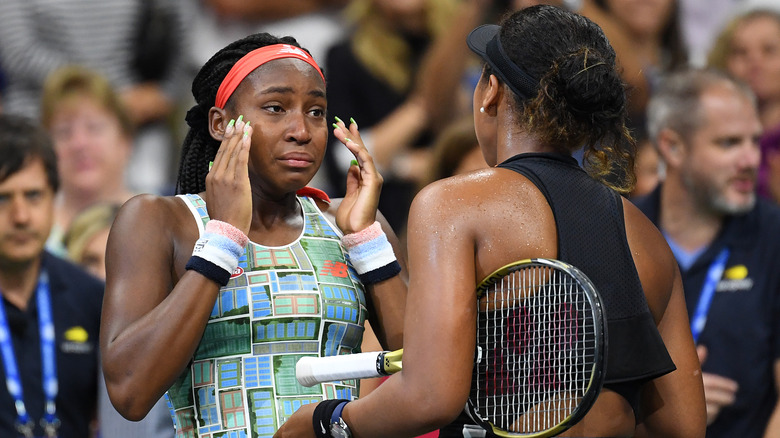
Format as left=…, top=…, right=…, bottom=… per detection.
left=473, top=264, right=597, bottom=434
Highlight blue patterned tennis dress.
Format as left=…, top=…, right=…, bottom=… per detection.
left=167, top=194, right=367, bottom=438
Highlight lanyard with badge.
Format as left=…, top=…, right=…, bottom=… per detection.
left=0, top=271, right=59, bottom=438
left=690, top=247, right=730, bottom=344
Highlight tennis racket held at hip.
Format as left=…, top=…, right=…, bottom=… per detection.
left=296, top=349, right=403, bottom=387
left=467, top=258, right=607, bottom=437
left=294, top=258, right=606, bottom=437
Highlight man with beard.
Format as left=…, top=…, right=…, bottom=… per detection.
left=635, top=67, right=780, bottom=438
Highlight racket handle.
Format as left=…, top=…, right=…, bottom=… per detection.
left=296, top=351, right=387, bottom=387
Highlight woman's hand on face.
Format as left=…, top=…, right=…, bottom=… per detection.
left=333, top=117, right=384, bottom=234
left=273, top=402, right=317, bottom=438
left=205, top=116, right=253, bottom=234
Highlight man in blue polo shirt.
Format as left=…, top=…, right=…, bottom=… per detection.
left=0, top=114, right=103, bottom=437
left=635, top=68, right=780, bottom=438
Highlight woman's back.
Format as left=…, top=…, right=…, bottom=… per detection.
left=421, top=155, right=700, bottom=436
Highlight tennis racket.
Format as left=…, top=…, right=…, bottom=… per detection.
left=296, top=349, right=403, bottom=387
left=466, top=258, right=607, bottom=437
left=295, top=258, right=606, bottom=437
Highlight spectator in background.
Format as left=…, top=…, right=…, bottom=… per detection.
left=190, top=0, right=350, bottom=69
left=708, top=7, right=780, bottom=204
left=408, top=0, right=661, bottom=176
left=62, top=203, right=119, bottom=281
left=322, top=0, right=462, bottom=233
left=39, top=66, right=136, bottom=257
left=589, top=0, right=688, bottom=129
left=503, top=1, right=689, bottom=129
left=679, top=0, right=780, bottom=66
left=678, top=0, right=744, bottom=66
left=62, top=201, right=174, bottom=438
left=0, top=0, right=192, bottom=196
left=0, top=113, right=103, bottom=438
left=636, top=68, right=780, bottom=437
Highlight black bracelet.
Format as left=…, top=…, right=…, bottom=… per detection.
left=313, top=399, right=350, bottom=438
left=185, top=255, right=231, bottom=286
left=359, top=260, right=401, bottom=285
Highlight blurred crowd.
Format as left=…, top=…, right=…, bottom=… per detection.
left=1, top=0, right=778, bottom=233
left=0, top=0, right=779, bottom=437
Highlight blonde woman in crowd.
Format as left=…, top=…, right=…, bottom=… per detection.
left=709, top=7, right=780, bottom=204
left=40, top=66, right=136, bottom=256
left=322, top=0, right=461, bottom=235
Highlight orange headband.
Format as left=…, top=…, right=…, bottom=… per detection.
left=215, top=44, right=325, bottom=109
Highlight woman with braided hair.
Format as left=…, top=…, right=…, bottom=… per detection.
left=99, top=32, right=407, bottom=437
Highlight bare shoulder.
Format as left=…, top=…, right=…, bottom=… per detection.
left=412, top=167, right=548, bottom=226
left=414, top=168, right=502, bottom=218
left=115, top=193, right=193, bottom=234
left=106, top=193, right=202, bottom=287
left=110, top=193, right=200, bottom=259
left=410, top=167, right=555, bottom=260
left=622, top=198, right=678, bottom=320
left=408, top=167, right=557, bottom=282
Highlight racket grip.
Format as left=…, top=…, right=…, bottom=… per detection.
left=296, top=352, right=385, bottom=387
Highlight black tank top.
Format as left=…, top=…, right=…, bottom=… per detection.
left=500, top=153, right=675, bottom=402
left=438, top=153, right=676, bottom=436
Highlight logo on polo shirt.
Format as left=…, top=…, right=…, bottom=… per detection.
left=717, top=264, right=754, bottom=292
left=61, top=326, right=94, bottom=354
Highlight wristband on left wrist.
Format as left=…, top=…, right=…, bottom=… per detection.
left=342, top=221, right=401, bottom=285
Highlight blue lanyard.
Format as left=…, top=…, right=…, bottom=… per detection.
left=690, top=248, right=730, bottom=344
left=0, top=271, right=59, bottom=437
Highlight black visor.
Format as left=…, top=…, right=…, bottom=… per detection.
left=467, top=24, right=539, bottom=99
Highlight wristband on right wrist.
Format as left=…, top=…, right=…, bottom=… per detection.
left=341, top=221, right=401, bottom=285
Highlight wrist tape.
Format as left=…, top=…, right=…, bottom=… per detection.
left=186, top=220, right=248, bottom=286
left=342, top=221, right=401, bottom=285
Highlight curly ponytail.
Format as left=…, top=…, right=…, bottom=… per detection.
left=492, top=6, right=636, bottom=193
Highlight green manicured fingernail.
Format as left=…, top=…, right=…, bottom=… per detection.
left=245, top=121, right=250, bottom=129
left=332, top=123, right=339, bottom=129
left=350, top=117, right=357, bottom=126
left=209, top=161, right=213, bottom=170
left=237, top=115, right=244, bottom=123
left=345, top=137, right=351, bottom=143
left=227, top=119, right=235, bottom=128
left=350, top=159, right=358, bottom=167
left=334, top=116, right=344, bottom=124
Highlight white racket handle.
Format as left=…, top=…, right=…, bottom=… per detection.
left=296, top=352, right=384, bottom=387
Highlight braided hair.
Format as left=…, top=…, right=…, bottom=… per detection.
left=176, top=33, right=307, bottom=195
